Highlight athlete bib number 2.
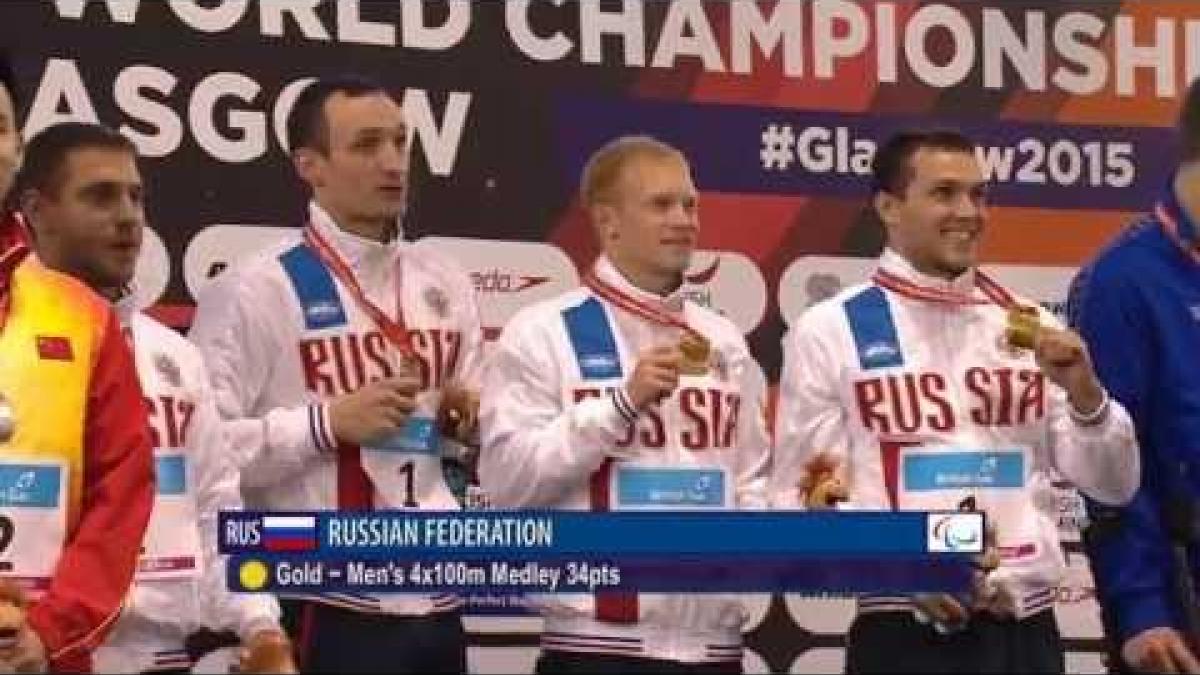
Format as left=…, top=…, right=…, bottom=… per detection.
left=0, top=458, right=68, bottom=590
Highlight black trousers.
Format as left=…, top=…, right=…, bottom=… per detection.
left=280, top=599, right=466, bottom=674
left=845, top=609, right=1064, bottom=674
left=536, top=650, right=743, bottom=674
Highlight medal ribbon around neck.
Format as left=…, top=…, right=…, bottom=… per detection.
left=583, top=269, right=703, bottom=339
left=872, top=267, right=1018, bottom=310
left=304, top=224, right=415, bottom=361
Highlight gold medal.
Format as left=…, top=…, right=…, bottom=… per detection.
left=1005, top=307, right=1040, bottom=351
left=395, top=353, right=420, bottom=379
left=678, top=332, right=711, bottom=376
left=0, top=392, right=13, bottom=443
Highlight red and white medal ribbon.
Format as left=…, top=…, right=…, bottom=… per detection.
left=303, top=225, right=415, bottom=360
left=583, top=269, right=703, bottom=340
left=872, top=267, right=1018, bottom=310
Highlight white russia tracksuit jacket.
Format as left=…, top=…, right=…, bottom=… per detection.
left=94, top=301, right=280, bottom=672
left=773, top=249, right=1140, bottom=620
left=189, top=203, right=483, bottom=616
left=480, top=256, right=770, bottom=664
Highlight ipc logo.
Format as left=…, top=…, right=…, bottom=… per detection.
left=927, top=513, right=984, bottom=553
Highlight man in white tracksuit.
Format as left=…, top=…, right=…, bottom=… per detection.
left=773, top=129, right=1140, bottom=674
left=17, top=122, right=294, bottom=673
left=189, top=75, right=483, bottom=674
left=480, top=136, right=770, bottom=674
left=95, top=299, right=294, bottom=674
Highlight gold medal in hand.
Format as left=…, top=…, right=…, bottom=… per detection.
left=678, top=332, right=711, bottom=376
left=1005, top=306, right=1040, bottom=351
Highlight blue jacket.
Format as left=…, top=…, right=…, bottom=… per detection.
left=1068, top=187, right=1200, bottom=644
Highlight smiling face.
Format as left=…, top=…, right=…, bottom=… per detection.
left=597, top=153, right=699, bottom=285
left=875, top=147, right=988, bottom=280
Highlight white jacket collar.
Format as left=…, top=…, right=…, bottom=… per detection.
left=308, top=201, right=404, bottom=280
left=114, top=285, right=138, bottom=330
left=593, top=255, right=688, bottom=315
left=877, top=248, right=979, bottom=298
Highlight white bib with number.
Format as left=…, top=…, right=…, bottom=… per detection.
left=0, top=456, right=68, bottom=590
left=897, top=446, right=1039, bottom=560
left=137, top=450, right=202, bottom=580
left=610, top=464, right=731, bottom=511
left=362, top=394, right=457, bottom=509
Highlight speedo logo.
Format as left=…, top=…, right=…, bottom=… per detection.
left=470, top=269, right=552, bottom=293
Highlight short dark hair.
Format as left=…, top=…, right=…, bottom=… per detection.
left=1179, top=78, right=1200, bottom=163
left=286, top=74, right=389, bottom=154
left=16, top=122, right=136, bottom=197
left=872, top=130, right=976, bottom=195
left=0, top=51, right=17, bottom=109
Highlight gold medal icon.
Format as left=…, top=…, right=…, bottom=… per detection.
left=678, top=332, right=712, bottom=376
left=0, top=393, right=13, bottom=443
left=1005, top=307, right=1040, bottom=351
left=238, top=559, right=270, bottom=591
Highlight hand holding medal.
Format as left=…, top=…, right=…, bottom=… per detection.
left=328, top=374, right=420, bottom=447
left=583, top=269, right=713, bottom=384
left=677, top=331, right=711, bottom=376
left=624, top=344, right=685, bottom=411
left=1032, top=325, right=1108, bottom=417
left=303, top=226, right=426, bottom=446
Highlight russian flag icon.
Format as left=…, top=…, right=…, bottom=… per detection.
left=262, top=516, right=318, bottom=552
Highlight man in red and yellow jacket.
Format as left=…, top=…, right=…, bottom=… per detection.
left=0, top=53, right=154, bottom=672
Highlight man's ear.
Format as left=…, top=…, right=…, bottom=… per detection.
left=292, top=148, right=322, bottom=188
left=11, top=137, right=22, bottom=180
left=591, top=203, right=620, bottom=243
left=874, top=190, right=901, bottom=232
left=18, top=188, right=42, bottom=227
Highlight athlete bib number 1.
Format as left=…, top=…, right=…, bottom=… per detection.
left=363, top=415, right=441, bottom=508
